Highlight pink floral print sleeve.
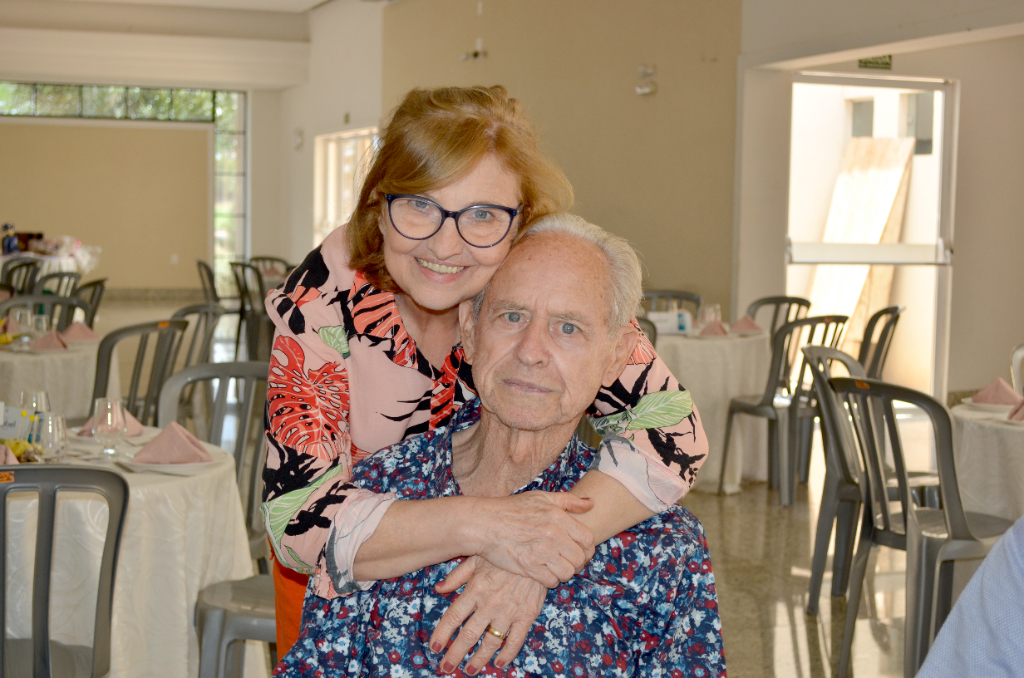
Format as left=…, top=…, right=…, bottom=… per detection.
left=261, top=227, right=709, bottom=599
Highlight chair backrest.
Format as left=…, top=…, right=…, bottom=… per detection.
left=0, top=295, right=93, bottom=333
left=0, top=465, right=129, bottom=678
left=92, top=319, right=189, bottom=425
left=829, top=377, right=974, bottom=542
left=171, top=303, right=225, bottom=371
left=230, top=262, right=267, bottom=316
left=32, top=271, right=81, bottom=298
left=1, top=258, right=40, bottom=295
left=802, top=346, right=867, bottom=487
left=157, top=362, right=269, bottom=535
left=858, top=305, right=904, bottom=379
left=249, top=256, right=292, bottom=280
left=196, top=260, right=220, bottom=304
left=635, top=316, right=657, bottom=348
left=1011, top=343, right=1024, bottom=396
left=73, top=279, right=107, bottom=328
left=641, top=289, right=702, bottom=316
left=755, top=314, right=848, bottom=407
left=746, top=296, right=811, bottom=336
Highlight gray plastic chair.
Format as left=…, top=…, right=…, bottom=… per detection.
left=746, top=295, right=811, bottom=336
left=1011, top=343, right=1024, bottom=396
left=1, top=258, right=41, bottom=295
left=635, top=315, right=657, bottom=349
left=171, top=303, right=225, bottom=371
left=830, top=377, right=1014, bottom=677
left=91, top=319, right=188, bottom=425
left=857, top=305, right=904, bottom=379
left=716, top=314, right=847, bottom=505
left=32, top=271, right=80, bottom=297
left=158, top=362, right=275, bottom=678
left=230, top=262, right=271, bottom=361
left=0, top=465, right=129, bottom=678
left=73, top=279, right=106, bottom=328
left=641, top=289, right=702, bottom=316
left=0, top=295, right=94, bottom=333
left=198, top=261, right=244, bottom=358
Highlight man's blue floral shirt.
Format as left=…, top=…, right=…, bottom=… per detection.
left=274, top=399, right=726, bottom=677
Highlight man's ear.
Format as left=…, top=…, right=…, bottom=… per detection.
left=458, top=300, right=477, bottom=363
left=601, top=324, right=640, bottom=388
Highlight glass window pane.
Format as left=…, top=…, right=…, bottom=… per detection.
left=127, top=87, right=171, bottom=120
left=215, top=175, right=245, bottom=215
left=215, top=134, right=246, bottom=174
left=214, top=92, right=245, bottom=133
left=214, top=215, right=246, bottom=295
left=172, top=89, right=213, bottom=121
left=0, top=82, right=34, bottom=115
left=83, top=86, right=126, bottom=118
left=35, top=85, right=81, bottom=117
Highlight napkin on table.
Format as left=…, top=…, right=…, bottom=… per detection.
left=29, top=330, right=67, bottom=351
left=699, top=320, right=729, bottom=337
left=972, top=378, right=1024, bottom=406
left=1010, top=400, right=1024, bottom=422
left=78, top=410, right=146, bottom=437
left=60, top=322, right=99, bottom=342
left=729, top=315, right=763, bottom=333
left=132, top=421, right=212, bottom=464
left=0, top=444, right=18, bottom=465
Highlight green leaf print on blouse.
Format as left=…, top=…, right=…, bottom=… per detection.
left=261, top=463, right=349, bottom=574
left=319, top=325, right=351, bottom=359
left=591, top=390, right=694, bottom=436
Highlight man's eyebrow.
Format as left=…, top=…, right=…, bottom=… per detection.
left=552, top=311, right=589, bottom=324
left=492, top=300, right=528, bottom=313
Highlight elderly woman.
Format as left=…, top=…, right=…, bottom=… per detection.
left=263, top=86, right=709, bottom=668
left=274, top=216, right=725, bottom=677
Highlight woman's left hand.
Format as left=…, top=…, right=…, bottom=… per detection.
left=429, top=555, right=547, bottom=675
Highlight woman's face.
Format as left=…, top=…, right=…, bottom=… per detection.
left=380, top=153, right=521, bottom=312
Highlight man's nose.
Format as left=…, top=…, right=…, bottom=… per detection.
left=426, top=217, right=463, bottom=260
left=513, top=319, right=551, bottom=366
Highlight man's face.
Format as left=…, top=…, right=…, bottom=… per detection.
left=460, top=232, right=637, bottom=431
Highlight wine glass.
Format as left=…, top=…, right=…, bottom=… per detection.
left=34, top=413, right=67, bottom=464
left=10, top=308, right=31, bottom=335
left=31, top=314, right=50, bottom=338
left=92, top=398, right=128, bottom=459
left=20, top=390, right=51, bottom=414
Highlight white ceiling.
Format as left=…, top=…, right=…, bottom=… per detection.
left=52, top=0, right=327, bottom=14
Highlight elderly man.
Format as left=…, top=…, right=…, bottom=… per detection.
left=275, top=215, right=725, bottom=677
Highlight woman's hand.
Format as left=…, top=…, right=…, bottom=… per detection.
left=430, top=556, right=547, bottom=675
left=472, top=491, right=596, bottom=588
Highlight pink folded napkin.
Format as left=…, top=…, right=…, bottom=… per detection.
left=973, top=378, right=1024, bottom=406
left=0, top=444, right=18, bottom=465
left=730, top=315, right=763, bottom=333
left=1010, top=400, right=1024, bottom=422
left=699, top=320, right=729, bottom=337
left=29, top=330, right=67, bottom=351
left=60, top=322, right=99, bottom=342
left=78, top=410, right=146, bottom=437
left=132, top=421, right=212, bottom=464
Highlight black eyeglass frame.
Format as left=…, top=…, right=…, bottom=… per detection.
left=384, top=193, right=523, bottom=249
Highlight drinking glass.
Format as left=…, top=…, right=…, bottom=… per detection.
left=20, top=390, right=51, bottom=414
left=31, top=314, right=50, bottom=337
left=10, top=308, right=32, bottom=335
left=697, top=303, right=722, bottom=329
left=92, top=398, right=128, bottom=459
left=34, top=413, right=68, bottom=464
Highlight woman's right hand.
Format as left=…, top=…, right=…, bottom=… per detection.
left=470, top=491, right=595, bottom=588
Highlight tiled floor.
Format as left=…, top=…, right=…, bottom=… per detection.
left=96, top=300, right=926, bottom=678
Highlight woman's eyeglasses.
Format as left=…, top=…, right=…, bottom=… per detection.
left=385, top=194, right=521, bottom=248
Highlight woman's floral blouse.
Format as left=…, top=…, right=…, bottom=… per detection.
left=273, top=399, right=726, bottom=678
left=261, top=227, right=709, bottom=599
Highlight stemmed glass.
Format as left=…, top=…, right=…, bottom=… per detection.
left=10, top=308, right=32, bottom=335
left=92, top=398, right=128, bottom=460
left=34, top=413, right=68, bottom=464
left=31, top=314, right=51, bottom=338
left=696, top=303, right=722, bottom=330
left=20, top=390, right=51, bottom=414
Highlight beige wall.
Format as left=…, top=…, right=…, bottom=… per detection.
left=383, top=0, right=741, bottom=316
left=0, top=118, right=209, bottom=290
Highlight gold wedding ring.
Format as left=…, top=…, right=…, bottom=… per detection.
left=486, top=625, right=508, bottom=641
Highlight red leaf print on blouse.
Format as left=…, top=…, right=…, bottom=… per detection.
left=267, top=336, right=350, bottom=462
left=628, top=319, right=656, bottom=365
left=430, top=349, right=462, bottom=429
left=350, top=272, right=416, bottom=367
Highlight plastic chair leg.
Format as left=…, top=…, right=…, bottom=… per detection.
left=777, top=408, right=795, bottom=507
left=831, top=499, right=860, bottom=597
left=839, top=521, right=874, bottom=678
left=807, top=475, right=840, bottom=614
left=196, top=605, right=226, bottom=678
left=797, top=415, right=815, bottom=484
left=905, top=535, right=941, bottom=677
left=716, top=407, right=737, bottom=495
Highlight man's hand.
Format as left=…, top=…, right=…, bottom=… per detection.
left=472, top=491, right=595, bottom=587
left=429, top=556, right=548, bottom=674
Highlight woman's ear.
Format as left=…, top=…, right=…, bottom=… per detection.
left=601, top=325, right=640, bottom=388
left=458, top=300, right=477, bottom=363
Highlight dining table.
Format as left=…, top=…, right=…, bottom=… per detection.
left=0, top=339, right=120, bottom=420
left=3, top=430, right=268, bottom=678
left=950, top=404, right=1024, bottom=523
left=655, top=331, right=772, bottom=494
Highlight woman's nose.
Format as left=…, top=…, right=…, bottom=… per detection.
left=426, top=218, right=464, bottom=260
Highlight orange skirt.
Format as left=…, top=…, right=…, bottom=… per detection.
left=272, top=555, right=310, bottom=656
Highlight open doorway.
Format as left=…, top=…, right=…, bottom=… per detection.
left=786, top=73, right=958, bottom=397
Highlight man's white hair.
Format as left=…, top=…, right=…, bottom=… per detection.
left=524, top=213, right=642, bottom=330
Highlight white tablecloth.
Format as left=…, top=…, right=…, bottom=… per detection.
left=951, top=404, right=1024, bottom=523
left=0, top=340, right=119, bottom=420
left=656, top=333, right=772, bottom=493
left=4, top=438, right=268, bottom=678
